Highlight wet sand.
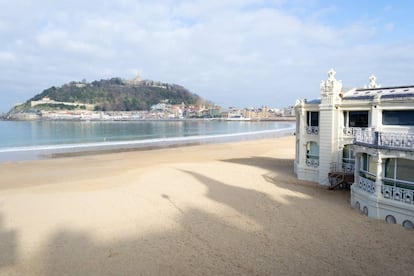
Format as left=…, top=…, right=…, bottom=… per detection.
left=0, top=135, right=413, bottom=275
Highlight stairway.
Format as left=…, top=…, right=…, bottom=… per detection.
left=328, top=172, right=354, bottom=190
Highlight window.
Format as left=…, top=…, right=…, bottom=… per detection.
left=342, top=144, right=355, bottom=172
left=306, top=141, right=319, bottom=167
left=307, top=142, right=319, bottom=158
left=384, top=158, right=395, bottom=179
left=397, top=159, right=414, bottom=182
left=343, top=145, right=355, bottom=160
left=382, top=110, right=414, bottom=126
left=307, top=112, right=319, bottom=126
left=360, top=153, right=376, bottom=180
left=362, top=153, right=376, bottom=173
left=347, top=111, right=369, bottom=127
left=384, top=158, right=414, bottom=187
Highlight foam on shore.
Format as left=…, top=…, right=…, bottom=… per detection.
left=0, top=127, right=295, bottom=162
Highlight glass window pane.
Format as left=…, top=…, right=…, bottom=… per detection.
left=396, top=159, right=414, bottom=182
left=306, top=142, right=319, bottom=160
left=349, top=111, right=369, bottom=127
left=385, top=158, right=395, bottom=178
left=382, top=110, right=414, bottom=125
left=343, top=145, right=349, bottom=158
left=308, top=142, right=319, bottom=156
left=310, top=112, right=319, bottom=126
left=361, top=153, right=368, bottom=171
left=343, top=112, right=347, bottom=127
left=368, top=156, right=377, bottom=174
left=343, top=145, right=352, bottom=158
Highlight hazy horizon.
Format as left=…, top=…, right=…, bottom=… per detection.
left=1, top=1, right=414, bottom=112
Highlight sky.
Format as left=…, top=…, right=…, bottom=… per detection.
left=1, top=0, right=414, bottom=112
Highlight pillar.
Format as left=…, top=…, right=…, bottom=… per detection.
left=318, top=69, right=343, bottom=185
left=374, top=154, right=383, bottom=197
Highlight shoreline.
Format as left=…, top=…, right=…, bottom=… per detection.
left=0, top=127, right=295, bottom=163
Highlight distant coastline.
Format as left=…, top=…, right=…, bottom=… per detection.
left=1, top=112, right=296, bottom=122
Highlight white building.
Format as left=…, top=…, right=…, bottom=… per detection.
left=294, top=69, right=414, bottom=228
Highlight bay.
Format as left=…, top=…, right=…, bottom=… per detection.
left=0, top=120, right=295, bottom=162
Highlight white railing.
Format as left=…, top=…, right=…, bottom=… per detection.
left=306, top=126, right=319, bottom=135
left=378, top=132, right=414, bottom=150
left=354, top=129, right=414, bottom=151
left=306, top=157, right=319, bottom=167
left=358, top=175, right=376, bottom=194
left=358, top=176, right=414, bottom=205
left=354, top=129, right=376, bottom=145
left=343, top=127, right=358, bottom=137
left=382, top=185, right=414, bottom=205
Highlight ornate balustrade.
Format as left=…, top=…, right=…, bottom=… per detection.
left=306, top=126, right=319, bottom=135
left=354, top=129, right=414, bottom=151
left=343, top=127, right=358, bottom=137
left=358, top=175, right=376, bottom=194
left=382, top=185, right=414, bottom=205
left=357, top=176, right=414, bottom=205
left=354, top=129, right=376, bottom=145
left=306, top=157, right=319, bottom=167
left=378, top=132, right=414, bottom=150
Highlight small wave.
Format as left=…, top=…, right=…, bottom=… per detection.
left=0, top=127, right=294, bottom=162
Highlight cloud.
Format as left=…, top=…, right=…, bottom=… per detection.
left=0, top=1, right=413, bottom=112
left=0, top=51, right=15, bottom=62
left=384, top=22, right=394, bottom=32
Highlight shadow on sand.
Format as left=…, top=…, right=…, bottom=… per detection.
left=3, top=156, right=414, bottom=275
left=34, top=169, right=309, bottom=275
left=221, top=156, right=344, bottom=197
left=0, top=211, right=18, bottom=268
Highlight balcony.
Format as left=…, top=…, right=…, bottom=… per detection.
left=355, top=175, right=414, bottom=205
left=382, top=178, right=414, bottom=205
left=306, top=126, right=319, bottom=135
left=306, top=157, right=319, bottom=167
left=358, top=175, right=376, bottom=194
left=343, top=127, right=359, bottom=138
left=354, top=129, right=414, bottom=151
left=382, top=185, right=414, bottom=205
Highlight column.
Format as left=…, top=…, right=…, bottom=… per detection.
left=296, top=102, right=305, bottom=168
left=317, top=69, right=342, bottom=185
left=374, top=154, right=383, bottom=197
left=354, top=152, right=360, bottom=186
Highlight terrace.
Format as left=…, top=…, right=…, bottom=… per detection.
left=354, top=129, right=414, bottom=151
left=357, top=174, right=414, bottom=205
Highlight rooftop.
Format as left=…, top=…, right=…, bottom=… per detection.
left=343, top=85, right=414, bottom=101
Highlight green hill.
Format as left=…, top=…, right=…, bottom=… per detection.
left=12, top=77, right=209, bottom=113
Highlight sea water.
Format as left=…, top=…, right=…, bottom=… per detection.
left=0, top=120, right=295, bottom=162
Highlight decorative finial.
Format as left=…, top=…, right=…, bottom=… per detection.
left=320, top=68, right=342, bottom=95
left=327, top=68, right=336, bottom=81
left=367, top=75, right=380, bottom=88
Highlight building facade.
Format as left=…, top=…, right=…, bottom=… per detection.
left=294, top=69, right=414, bottom=228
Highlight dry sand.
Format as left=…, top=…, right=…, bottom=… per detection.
left=0, top=135, right=413, bottom=275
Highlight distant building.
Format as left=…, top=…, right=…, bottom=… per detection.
left=281, top=106, right=295, bottom=117
left=124, top=73, right=143, bottom=85
left=294, top=69, right=414, bottom=228
left=31, top=97, right=94, bottom=111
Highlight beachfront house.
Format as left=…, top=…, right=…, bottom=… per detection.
left=294, top=69, right=414, bottom=228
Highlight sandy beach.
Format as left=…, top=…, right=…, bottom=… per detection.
left=0, top=135, right=413, bottom=275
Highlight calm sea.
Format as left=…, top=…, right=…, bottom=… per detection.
left=0, top=120, right=295, bottom=162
